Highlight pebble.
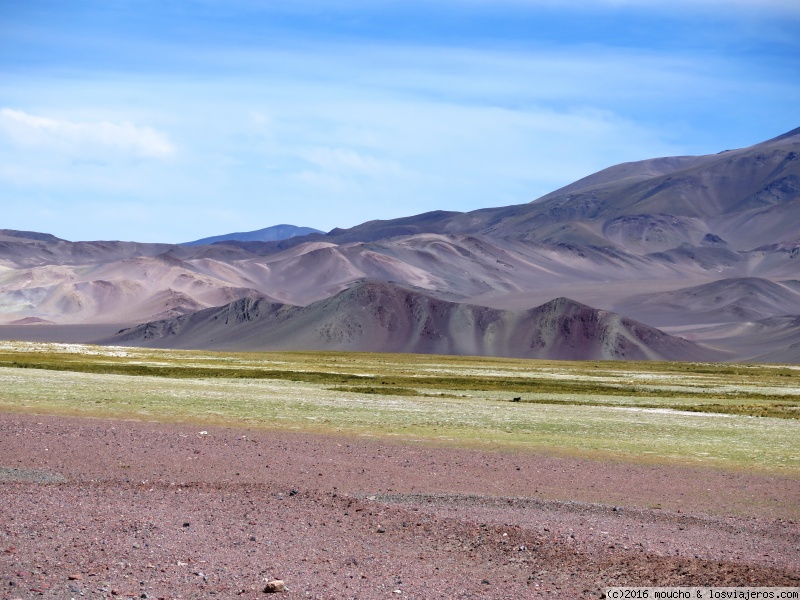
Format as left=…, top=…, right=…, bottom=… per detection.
left=263, top=579, right=286, bottom=593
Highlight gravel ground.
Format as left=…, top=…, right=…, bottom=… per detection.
left=0, top=413, right=798, bottom=599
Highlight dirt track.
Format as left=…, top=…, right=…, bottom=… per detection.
left=1, top=413, right=798, bottom=599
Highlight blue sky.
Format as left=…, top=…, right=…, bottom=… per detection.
left=1, top=1, right=798, bottom=243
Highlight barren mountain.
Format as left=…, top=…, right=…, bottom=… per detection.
left=182, top=224, right=323, bottom=246
left=2, top=128, right=799, bottom=362
left=687, top=315, right=800, bottom=364
left=243, top=126, right=800, bottom=252
left=108, top=281, right=721, bottom=361
left=0, top=247, right=269, bottom=324
left=5, top=229, right=796, bottom=327
left=0, top=229, right=66, bottom=244
left=614, top=277, right=800, bottom=327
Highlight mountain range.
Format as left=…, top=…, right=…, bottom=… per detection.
left=1, top=127, right=798, bottom=362
left=109, top=281, right=720, bottom=362
left=181, top=224, right=324, bottom=246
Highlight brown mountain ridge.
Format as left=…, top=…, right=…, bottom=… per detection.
left=107, top=281, right=723, bottom=362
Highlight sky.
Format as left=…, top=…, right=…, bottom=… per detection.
left=1, top=1, right=798, bottom=243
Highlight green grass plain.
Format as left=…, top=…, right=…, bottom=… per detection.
left=0, top=341, right=798, bottom=474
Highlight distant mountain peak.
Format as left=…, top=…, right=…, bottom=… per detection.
left=182, top=224, right=323, bottom=246
left=0, top=229, right=67, bottom=243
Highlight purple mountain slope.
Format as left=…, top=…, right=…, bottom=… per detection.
left=106, top=281, right=723, bottom=362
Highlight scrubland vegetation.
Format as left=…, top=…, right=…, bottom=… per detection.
left=0, top=341, right=797, bottom=473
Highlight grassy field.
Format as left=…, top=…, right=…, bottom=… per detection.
left=0, top=341, right=798, bottom=474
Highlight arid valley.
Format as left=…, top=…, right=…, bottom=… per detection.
left=1, top=128, right=799, bottom=599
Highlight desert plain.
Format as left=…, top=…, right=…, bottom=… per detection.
left=0, top=342, right=798, bottom=599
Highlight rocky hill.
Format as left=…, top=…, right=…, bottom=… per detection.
left=108, top=281, right=722, bottom=361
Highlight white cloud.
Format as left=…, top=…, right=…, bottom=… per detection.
left=1, top=21, right=796, bottom=241
left=0, top=108, right=175, bottom=159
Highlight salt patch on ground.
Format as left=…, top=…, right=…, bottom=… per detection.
left=0, top=340, right=130, bottom=357
left=606, top=406, right=734, bottom=418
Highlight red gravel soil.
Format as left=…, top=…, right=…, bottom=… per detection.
left=0, top=413, right=798, bottom=599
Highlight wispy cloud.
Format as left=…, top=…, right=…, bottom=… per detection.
left=0, top=0, right=797, bottom=242
left=305, top=147, right=405, bottom=177
left=0, top=109, right=175, bottom=159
